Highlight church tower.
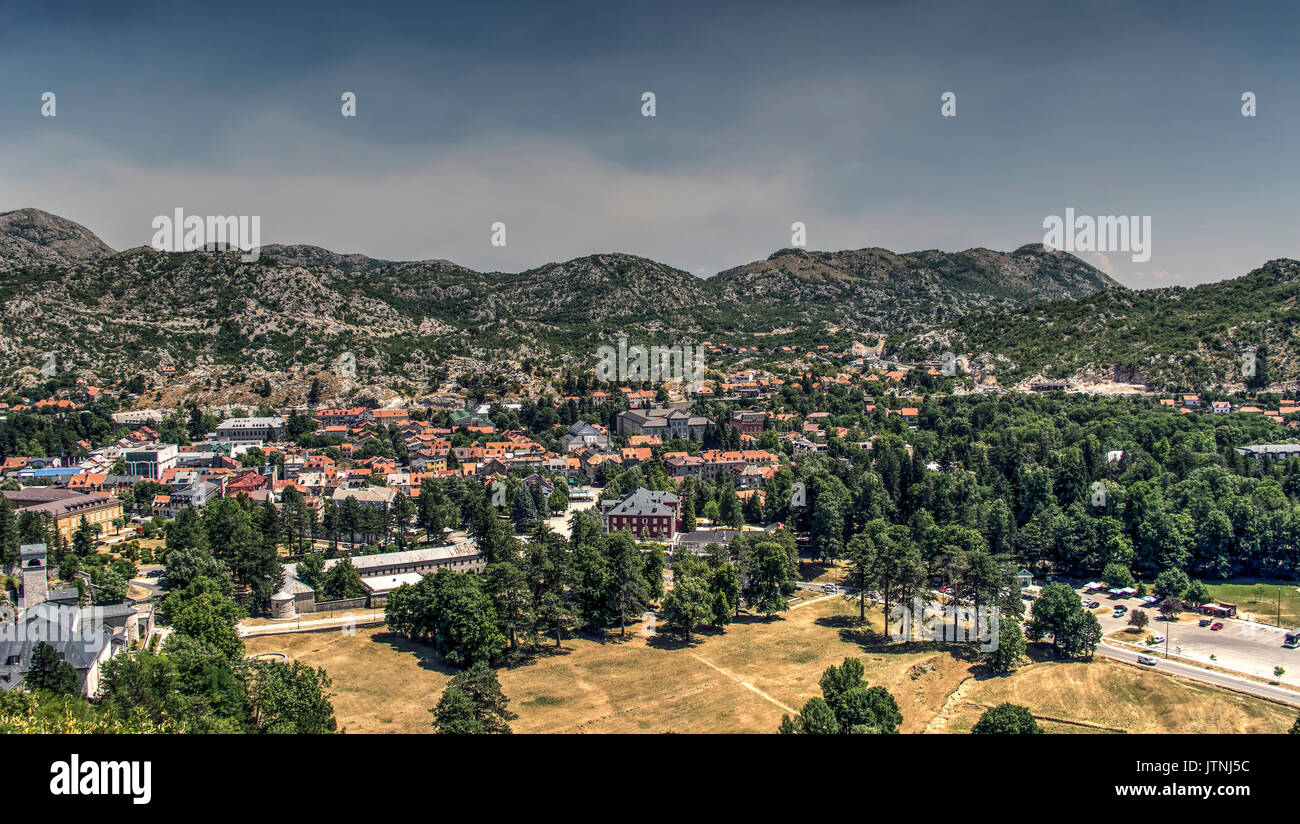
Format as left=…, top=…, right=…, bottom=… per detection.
left=19, top=543, right=49, bottom=609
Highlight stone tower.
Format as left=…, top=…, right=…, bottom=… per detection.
left=19, top=543, right=48, bottom=609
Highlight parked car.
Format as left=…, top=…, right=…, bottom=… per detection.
left=1151, top=635, right=1166, bottom=644
left=146, top=569, right=163, bottom=578
left=1137, top=655, right=1158, bottom=666
left=1114, top=604, right=1129, bottom=614
left=1199, top=618, right=1212, bottom=627
left=1083, top=599, right=1100, bottom=609
left=1141, top=596, right=1159, bottom=605
left=1211, top=622, right=1225, bottom=631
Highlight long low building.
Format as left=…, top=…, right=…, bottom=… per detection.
left=2, top=488, right=124, bottom=544
left=271, top=540, right=485, bottom=618
left=616, top=407, right=709, bottom=442
left=215, top=416, right=285, bottom=442
left=1235, top=443, right=1300, bottom=462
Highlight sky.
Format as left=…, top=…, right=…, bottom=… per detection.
left=1, top=0, right=1297, bottom=286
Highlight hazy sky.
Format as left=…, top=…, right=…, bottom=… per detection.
left=1, top=0, right=1296, bottom=286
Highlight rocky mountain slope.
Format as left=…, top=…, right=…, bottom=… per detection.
left=897, top=258, right=1300, bottom=392
left=0, top=208, right=1124, bottom=404
left=0, top=208, right=114, bottom=272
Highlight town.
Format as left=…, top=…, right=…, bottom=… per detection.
left=2, top=351, right=1299, bottom=736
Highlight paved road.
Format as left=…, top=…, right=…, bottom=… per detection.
left=1097, top=641, right=1300, bottom=707
left=239, top=611, right=386, bottom=637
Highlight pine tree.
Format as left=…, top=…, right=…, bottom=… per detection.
left=25, top=642, right=79, bottom=695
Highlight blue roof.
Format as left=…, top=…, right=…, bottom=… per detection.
left=21, top=467, right=82, bottom=478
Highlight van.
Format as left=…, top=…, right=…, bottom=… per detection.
left=1137, top=655, right=1157, bottom=666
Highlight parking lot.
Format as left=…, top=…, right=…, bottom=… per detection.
left=1077, top=586, right=1300, bottom=687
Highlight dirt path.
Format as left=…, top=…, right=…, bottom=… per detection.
left=689, top=653, right=797, bottom=715
left=924, top=675, right=977, bottom=733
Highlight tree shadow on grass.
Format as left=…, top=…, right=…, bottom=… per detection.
left=813, top=614, right=982, bottom=659
left=368, top=632, right=459, bottom=676
left=799, top=559, right=836, bottom=580
left=645, top=632, right=702, bottom=651
left=497, top=642, right=576, bottom=670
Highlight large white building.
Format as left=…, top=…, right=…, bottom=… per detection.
left=215, top=416, right=286, bottom=442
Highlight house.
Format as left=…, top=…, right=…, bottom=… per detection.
left=729, top=410, right=767, bottom=436
left=331, top=485, right=398, bottom=509
left=620, top=447, right=653, bottom=464
left=675, top=528, right=738, bottom=555
left=665, top=455, right=705, bottom=478
left=448, top=409, right=492, bottom=429
left=1211, top=401, right=1232, bottom=414
left=600, top=487, right=681, bottom=540
left=122, top=444, right=179, bottom=479
left=166, top=480, right=221, bottom=514
left=559, top=420, right=611, bottom=453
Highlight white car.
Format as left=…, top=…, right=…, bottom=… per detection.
left=1137, top=655, right=1158, bottom=666
left=1151, top=634, right=1166, bottom=644
left=821, top=584, right=837, bottom=594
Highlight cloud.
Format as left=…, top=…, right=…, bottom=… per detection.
left=1130, top=269, right=1187, bottom=284
left=1078, top=250, right=1115, bottom=277
left=0, top=127, right=1001, bottom=276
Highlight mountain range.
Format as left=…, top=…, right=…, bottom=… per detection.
left=1, top=206, right=1290, bottom=404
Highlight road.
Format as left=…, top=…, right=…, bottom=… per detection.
left=1096, top=641, right=1300, bottom=707
left=239, top=610, right=386, bottom=637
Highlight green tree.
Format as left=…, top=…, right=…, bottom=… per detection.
left=784, top=696, right=839, bottom=734
left=430, top=686, right=483, bottom=734
left=661, top=576, right=713, bottom=641
left=246, top=660, right=337, bottom=734
left=430, top=663, right=516, bottom=734
left=1101, top=561, right=1134, bottom=589
left=319, top=557, right=365, bottom=602
left=24, top=642, right=79, bottom=695
left=1026, top=581, right=1100, bottom=659
left=739, top=540, right=794, bottom=618
left=486, top=561, right=533, bottom=651
left=1153, top=567, right=1190, bottom=601
left=835, top=686, right=902, bottom=734
left=160, top=576, right=247, bottom=661
left=972, top=703, right=1042, bottom=734
left=985, top=618, right=1027, bottom=674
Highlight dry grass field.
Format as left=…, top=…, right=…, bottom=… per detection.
left=244, top=594, right=1299, bottom=734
